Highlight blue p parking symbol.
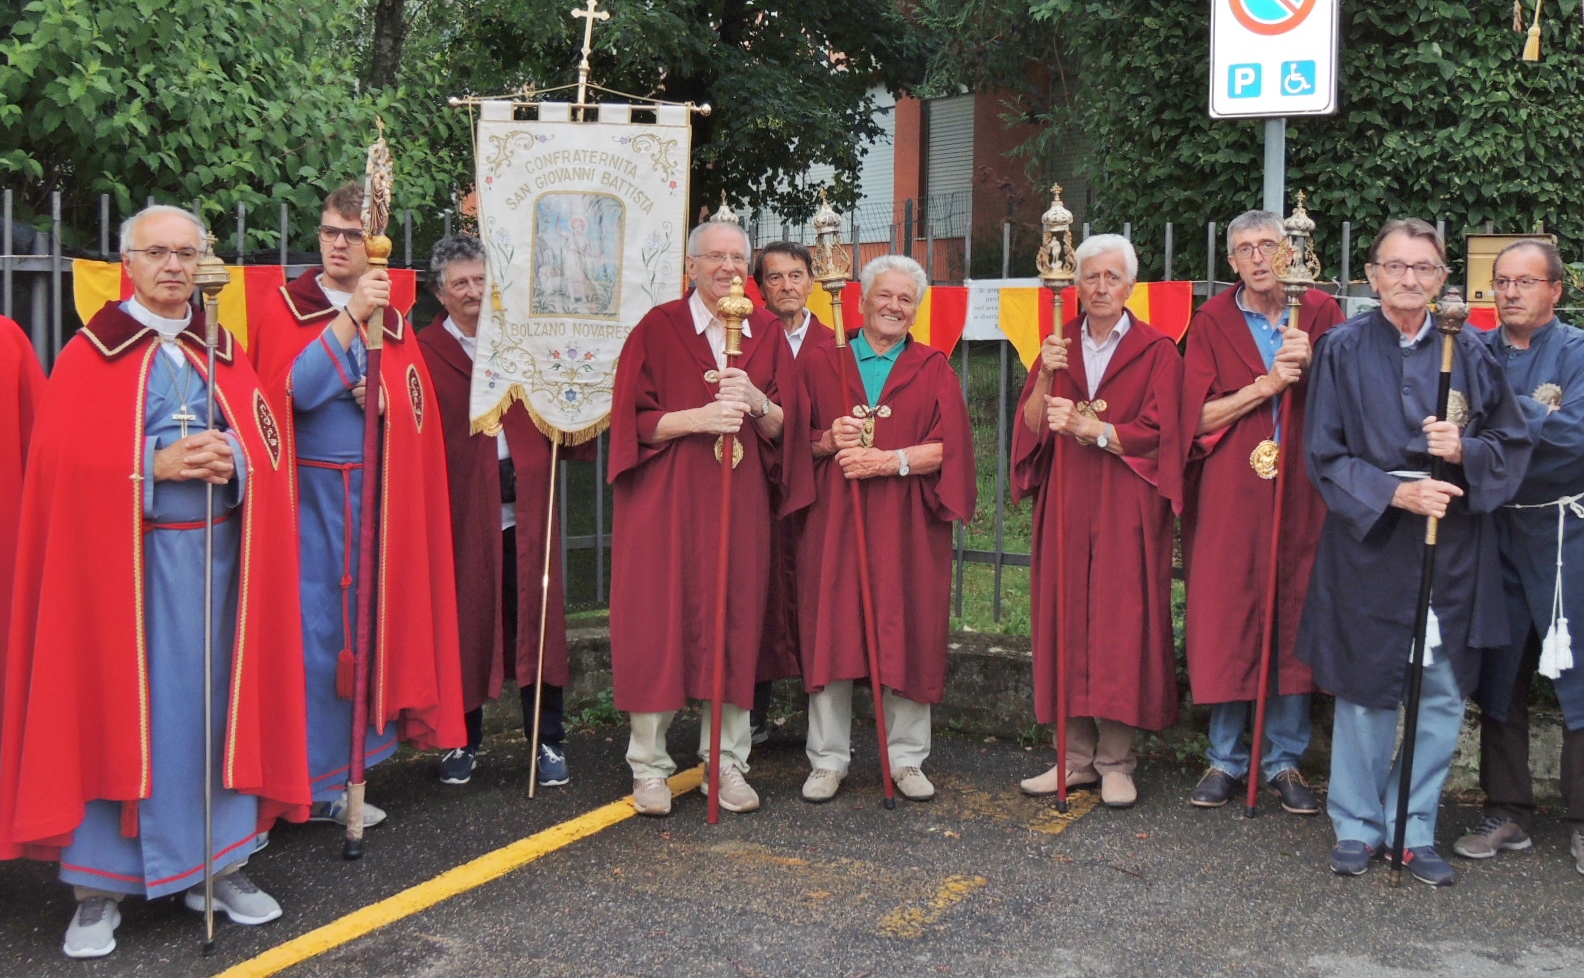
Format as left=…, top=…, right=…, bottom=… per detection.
left=1228, top=64, right=1261, bottom=99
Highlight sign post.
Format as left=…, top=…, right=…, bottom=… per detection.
left=1210, top=0, right=1340, bottom=210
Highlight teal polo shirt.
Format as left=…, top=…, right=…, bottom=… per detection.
left=851, top=330, right=904, bottom=405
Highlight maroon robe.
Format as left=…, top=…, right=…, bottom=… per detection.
left=755, top=308, right=835, bottom=686
left=418, top=317, right=594, bottom=714
left=1013, top=312, right=1184, bottom=731
left=797, top=333, right=976, bottom=703
left=607, top=295, right=813, bottom=712
left=1180, top=287, right=1343, bottom=704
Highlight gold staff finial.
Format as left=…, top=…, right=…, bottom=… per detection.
left=1037, top=183, right=1077, bottom=291
left=572, top=0, right=611, bottom=108
left=708, top=192, right=740, bottom=225
left=809, top=189, right=855, bottom=348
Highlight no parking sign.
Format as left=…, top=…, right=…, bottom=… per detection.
left=1210, top=0, right=1339, bottom=118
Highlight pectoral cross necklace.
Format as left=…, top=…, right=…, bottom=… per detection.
left=161, top=345, right=199, bottom=436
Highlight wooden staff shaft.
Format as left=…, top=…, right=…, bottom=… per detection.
left=344, top=321, right=384, bottom=860
left=527, top=440, right=560, bottom=799
left=1050, top=292, right=1071, bottom=814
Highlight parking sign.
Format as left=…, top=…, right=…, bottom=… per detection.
left=1210, top=0, right=1339, bottom=118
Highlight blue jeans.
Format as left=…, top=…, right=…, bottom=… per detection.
left=1206, top=694, right=1311, bottom=781
left=1327, top=651, right=1464, bottom=849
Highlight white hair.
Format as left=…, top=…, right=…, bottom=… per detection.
left=1074, top=234, right=1137, bottom=283
left=859, top=254, right=927, bottom=302
left=119, top=205, right=206, bottom=256
left=686, top=221, right=751, bottom=259
left=1225, top=209, right=1284, bottom=254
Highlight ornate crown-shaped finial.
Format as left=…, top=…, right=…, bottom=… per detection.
left=192, top=231, right=231, bottom=295
left=708, top=192, right=740, bottom=225
left=1435, top=287, right=1469, bottom=335
left=812, top=189, right=842, bottom=237
left=1041, top=184, right=1074, bottom=234
left=1283, top=190, right=1316, bottom=237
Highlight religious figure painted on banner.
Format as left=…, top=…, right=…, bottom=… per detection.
left=531, top=193, right=623, bottom=318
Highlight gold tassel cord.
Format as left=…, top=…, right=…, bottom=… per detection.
left=1514, top=0, right=1526, bottom=33
left=1523, top=0, right=1543, bottom=61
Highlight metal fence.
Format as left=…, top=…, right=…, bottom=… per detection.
left=0, top=188, right=1482, bottom=625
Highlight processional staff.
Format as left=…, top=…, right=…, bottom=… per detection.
left=1389, top=288, right=1469, bottom=886
left=191, top=236, right=230, bottom=953
left=810, top=192, right=897, bottom=810
left=1245, top=193, right=1321, bottom=818
left=344, top=121, right=394, bottom=860
left=1034, top=185, right=1077, bottom=814
left=705, top=275, right=754, bottom=824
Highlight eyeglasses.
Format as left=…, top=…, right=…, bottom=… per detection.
left=320, top=225, right=366, bottom=244
left=127, top=246, right=201, bottom=265
left=694, top=251, right=748, bottom=266
left=1371, top=260, right=1446, bottom=279
left=1231, top=240, right=1281, bottom=260
left=1493, top=276, right=1556, bottom=291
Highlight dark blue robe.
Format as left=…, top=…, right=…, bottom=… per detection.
left=1476, top=318, right=1584, bottom=729
left=1297, top=310, right=1531, bottom=710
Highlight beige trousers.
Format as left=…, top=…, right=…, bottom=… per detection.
left=1065, top=717, right=1137, bottom=777
left=626, top=704, right=751, bottom=779
left=806, top=680, right=931, bottom=774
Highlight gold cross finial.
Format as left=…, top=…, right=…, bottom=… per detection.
left=572, top=0, right=609, bottom=61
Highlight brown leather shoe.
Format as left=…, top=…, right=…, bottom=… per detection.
left=1018, top=763, right=1100, bottom=797
left=1101, top=771, right=1137, bottom=808
left=632, top=777, right=672, bottom=817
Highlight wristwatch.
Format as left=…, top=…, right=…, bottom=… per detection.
left=1095, top=424, right=1112, bottom=450
left=752, top=395, right=771, bottom=418
left=895, top=449, right=911, bottom=477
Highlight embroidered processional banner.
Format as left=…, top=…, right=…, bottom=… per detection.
left=469, top=100, right=691, bottom=443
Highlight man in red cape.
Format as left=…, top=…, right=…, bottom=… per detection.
left=796, top=255, right=976, bottom=804
left=418, top=233, right=591, bottom=788
left=1179, top=209, right=1341, bottom=814
left=1013, top=234, right=1184, bottom=809
left=0, top=207, right=309, bottom=957
left=0, top=313, right=44, bottom=720
left=608, top=218, right=811, bottom=817
left=249, top=183, right=465, bottom=827
left=747, top=240, right=833, bottom=743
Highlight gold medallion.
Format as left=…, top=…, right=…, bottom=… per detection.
left=1250, top=439, right=1279, bottom=480
left=1446, top=389, right=1470, bottom=429
left=713, top=435, right=744, bottom=468
left=1533, top=382, right=1564, bottom=412
left=876, top=405, right=892, bottom=418
left=704, top=369, right=721, bottom=384
left=1076, top=398, right=1108, bottom=421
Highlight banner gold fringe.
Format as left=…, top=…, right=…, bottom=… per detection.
left=470, top=382, right=610, bottom=446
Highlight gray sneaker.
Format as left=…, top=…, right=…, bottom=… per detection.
left=63, top=897, right=120, bottom=959
left=1571, top=829, right=1583, bottom=876
left=185, top=871, right=282, bottom=925
left=632, top=777, right=672, bottom=817
left=1452, top=816, right=1532, bottom=859
left=701, top=767, right=761, bottom=813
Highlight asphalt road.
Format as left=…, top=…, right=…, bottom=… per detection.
left=3, top=713, right=1580, bottom=978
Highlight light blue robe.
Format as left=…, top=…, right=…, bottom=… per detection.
left=291, top=327, right=396, bottom=801
left=60, top=344, right=257, bottom=898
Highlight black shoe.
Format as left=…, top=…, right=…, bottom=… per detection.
left=1267, top=768, right=1320, bottom=815
left=1190, top=768, right=1241, bottom=808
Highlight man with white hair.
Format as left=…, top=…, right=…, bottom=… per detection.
left=1178, top=210, right=1342, bottom=814
left=795, top=255, right=976, bottom=803
left=1013, top=234, right=1185, bottom=809
left=0, top=205, right=310, bottom=956
left=608, top=218, right=810, bottom=817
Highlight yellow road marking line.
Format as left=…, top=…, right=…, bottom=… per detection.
left=876, top=874, right=989, bottom=939
left=216, top=766, right=704, bottom=978
left=1028, top=791, right=1100, bottom=835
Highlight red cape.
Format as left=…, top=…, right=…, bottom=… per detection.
left=797, top=332, right=977, bottom=703
left=0, top=317, right=44, bottom=725
left=607, top=295, right=814, bottom=712
left=1012, top=312, right=1184, bottom=730
left=418, top=317, right=595, bottom=711
left=1179, top=288, right=1343, bottom=703
left=755, top=308, right=834, bottom=686
left=250, top=271, right=466, bottom=749
left=0, top=303, right=310, bottom=859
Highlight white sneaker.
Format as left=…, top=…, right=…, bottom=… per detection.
left=894, top=766, right=935, bottom=802
left=701, top=766, right=761, bottom=813
left=308, top=791, right=387, bottom=827
left=801, top=768, right=844, bottom=803
left=185, top=871, right=282, bottom=925
left=63, top=897, right=120, bottom=959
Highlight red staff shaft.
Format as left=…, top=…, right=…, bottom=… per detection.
left=708, top=424, right=734, bottom=825
left=1245, top=386, right=1292, bottom=817
left=343, top=330, right=382, bottom=860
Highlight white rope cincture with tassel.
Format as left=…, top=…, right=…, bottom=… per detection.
left=1506, top=491, right=1584, bottom=678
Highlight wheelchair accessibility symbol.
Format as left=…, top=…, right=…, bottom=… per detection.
left=1229, top=0, right=1318, bottom=36
left=1281, top=60, right=1316, bottom=96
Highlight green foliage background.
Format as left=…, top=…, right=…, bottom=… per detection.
left=915, top=0, right=1584, bottom=281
